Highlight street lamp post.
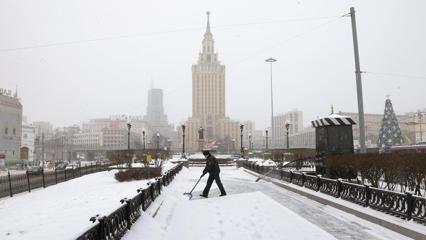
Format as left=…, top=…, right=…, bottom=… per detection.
left=240, top=124, right=244, bottom=157
left=142, top=130, right=146, bottom=150
left=265, top=57, right=277, bottom=148
left=156, top=133, right=160, bottom=161
left=248, top=133, right=252, bottom=151
left=419, top=110, right=423, bottom=143
left=285, top=122, right=290, bottom=149
left=198, top=127, right=204, bottom=151
left=265, top=130, right=269, bottom=151
left=127, top=123, right=132, bottom=168
left=232, top=139, right=236, bottom=154
left=181, top=125, right=186, bottom=158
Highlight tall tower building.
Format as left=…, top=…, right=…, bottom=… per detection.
left=192, top=11, right=225, bottom=119
left=144, top=88, right=168, bottom=127
left=181, top=12, right=240, bottom=153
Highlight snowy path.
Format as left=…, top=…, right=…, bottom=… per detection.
left=124, top=167, right=411, bottom=240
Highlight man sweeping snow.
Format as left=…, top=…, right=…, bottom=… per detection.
left=200, top=150, right=226, bottom=198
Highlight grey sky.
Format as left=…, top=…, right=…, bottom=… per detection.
left=1, top=0, right=425, bottom=129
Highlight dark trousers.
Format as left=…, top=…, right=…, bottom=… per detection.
left=202, top=172, right=226, bottom=196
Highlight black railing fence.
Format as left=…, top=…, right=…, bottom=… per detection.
left=0, top=163, right=113, bottom=198
left=76, top=163, right=183, bottom=240
left=243, top=162, right=426, bottom=225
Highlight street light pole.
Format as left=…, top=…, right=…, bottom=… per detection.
left=156, top=133, right=160, bottom=161
left=240, top=124, right=244, bottom=157
left=419, top=110, right=423, bottom=142
left=265, top=57, right=277, bottom=148
left=248, top=133, right=252, bottom=151
left=182, top=125, right=186, bottom=158
left=285, top=122, right=290, bottom=149
left=350, top=7, right=366, bottom=153
left=127, top=123, right=131, bottom=168
left=142, top=130, right=146, bottom=150
left=265, top=130, right=269, bottom=151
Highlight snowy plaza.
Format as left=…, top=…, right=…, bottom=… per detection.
left=1, top=164, right=424, bottom=240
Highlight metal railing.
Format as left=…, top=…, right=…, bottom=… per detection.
left=76, top=163, right=183, bottom=240
left=0, top=163, right=112, bottom=198
left=243, top=162, right=426, bottom=225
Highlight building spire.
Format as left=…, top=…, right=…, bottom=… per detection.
left=206, top=11, right=211, bottom=34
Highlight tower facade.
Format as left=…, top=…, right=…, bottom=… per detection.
left=192, top=11, right=225, bottom=119
left=182, top=12, right=240, bottom=153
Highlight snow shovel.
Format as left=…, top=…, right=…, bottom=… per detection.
left=183, top=175, right=203, bottom=199
left=255, top=168, right=275, bottom=182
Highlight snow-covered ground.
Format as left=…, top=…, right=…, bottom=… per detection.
left=0, top=162, right=176, bottom=240
left=123, top=167, right=415, bottom=240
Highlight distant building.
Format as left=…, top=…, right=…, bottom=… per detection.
left=181, top=12, right=240, bottom=153
left=21, top=124, right=36, bottom=161
left=143, top=88, right=174, bottom=147
left=273, top=110, right=303, bottom=148
left=339, top=111, right=416, bottom=149
left=414, top=110, right=426, bottom=143
left=289, top=127, right=315, bottom=149
left=0, top=88, right=22, bottom=165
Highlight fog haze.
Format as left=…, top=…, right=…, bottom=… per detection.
left=1, top=0, right=425, bottom=129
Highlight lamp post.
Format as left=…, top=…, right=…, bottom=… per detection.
left=156, top=133, right=160, bottom=161
left=265, top=57, right=277, bottom=148
left=127, top=123, right=132, bottom=168
left=181, top=124, right=186, bottom=158
left=285, top=121, right=290, bottom=149
left=232, top=139, right=236, bottom=154
left=265, top=130, right=269, bottom=150
left=248, top=133, right=252, bottom=151
left=419, top=110, right=423, bottom=143
left=142, top=130, right=146, bottom=150
left=198, top=127, right=204, bottom=151
left=240, top=124, right=244, bottom=157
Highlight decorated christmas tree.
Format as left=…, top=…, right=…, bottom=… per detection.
left=377, top=97, right=403, bottom=150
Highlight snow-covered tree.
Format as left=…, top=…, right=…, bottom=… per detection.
left=377, top=98, right=403, bottom=150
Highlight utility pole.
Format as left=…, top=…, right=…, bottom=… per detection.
left=265, top=58, right=277, bottom=148
left=41, top=133, right=45, bottom=168
left=419, top=110, right=423, bottom=142
left=350, top=7, right=366, bottom=153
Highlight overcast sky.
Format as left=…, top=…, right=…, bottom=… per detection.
left=1, top=0, right=425, bottom=130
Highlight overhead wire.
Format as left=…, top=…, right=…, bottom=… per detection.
left=0, top=15, right=341, bottom=53
left=362, top=71, right=426, bottom=80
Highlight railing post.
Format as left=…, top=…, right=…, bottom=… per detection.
left=97, top=216, right=107, bottom=240
left=365, top=185, right=370, bottom=207
left=316, top=176, right=321, bottom=191
left=289, top=171, right=293, bottom=183
left=26, top=170, right=31, bottom=192
left=406, top=192, right=413, bottom=220
left=42, top=168, right=45, bottom=188
left=337, top=179, right=342, bottom=198
left=120, top=198, right=132, bottom=230
left=64, top=169, right=67, bottom=181
left=280, top=169, right=283, bottom=180
left=301, top=173, right=306, bottom=186
left=8, top=171, right=13, bottom=197
left=55, top=169, right=58, bottom=184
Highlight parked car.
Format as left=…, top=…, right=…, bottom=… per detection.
left=27, top=166, right=43, bottom=174
left=55, top=162, right=68, bottom=170
left=65, top=164, right=78, bottom=170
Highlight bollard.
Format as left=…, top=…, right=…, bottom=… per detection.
left=55, top=169, right=58, bottom=184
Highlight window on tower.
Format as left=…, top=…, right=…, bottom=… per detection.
left=207, top=55, right=211, bottom=62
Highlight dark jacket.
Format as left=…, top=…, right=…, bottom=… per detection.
left=202, top=154, right=220, bottom=175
